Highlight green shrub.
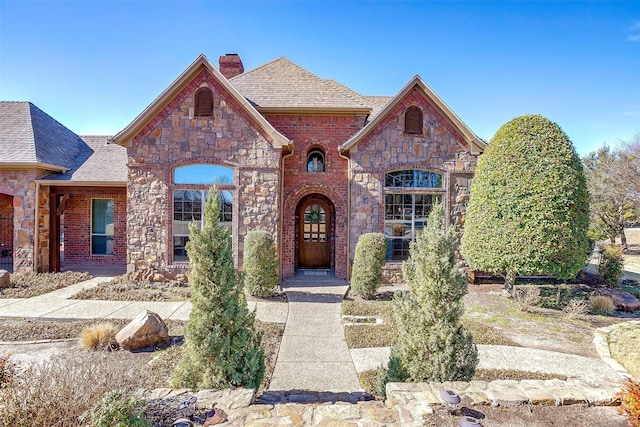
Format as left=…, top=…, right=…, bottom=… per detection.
left=390, top=203, right=477, bottom=384
left=462, top=114, right=590, bottom=294
left=80, top=390, right=148, bottom=427
left=243, top=230, right=278, bottom=298
left=617, top=378, right=640, bottom=426
left=351, top=233, right=387, bottom=299
left=172, top=185, right=265, bottom=390
left=589, top=295, right=615, bottom=315
left=599, top=245, right=624, bottom=287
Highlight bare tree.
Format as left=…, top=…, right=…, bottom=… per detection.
left=583, top=132, right=640, bottom=250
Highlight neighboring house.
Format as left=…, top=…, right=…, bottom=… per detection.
left=0, top=54, right=485, bottom=282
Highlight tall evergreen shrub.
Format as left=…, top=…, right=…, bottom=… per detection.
left=462, top=114, right=590, bottom=293
left=387, top=203, right=477, bottom=385
left=171, top=185, right=264, bottom=390
left=351, top=233, right=387, bottom=299
left=244, top=230, right=278, bottom=298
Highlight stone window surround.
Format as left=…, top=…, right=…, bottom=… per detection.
left=303, top=144, right=329, bottom=173
left=382, top=167, right=448, bottom=263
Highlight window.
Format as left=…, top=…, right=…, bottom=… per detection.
left=384, top=170, right=443, bottom=261
left=194, top=87, right=213, bottom=117
left=174, top=164, right=234, bottom=185
left=404, top=106, right=423, bottom=134
left=91, top=199, right=114, bottom=255
left=307, top=148, right=325, bottom=172
left=172, top=190, right=233, bottom=261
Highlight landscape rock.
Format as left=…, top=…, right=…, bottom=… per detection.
left=115, top=310, right=169, bottom=350
left=0, top=269, right=10, bottom=288
left=594, top=288, right=640, bottom=312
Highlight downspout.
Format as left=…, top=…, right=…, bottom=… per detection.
left=278, top=142, right=295, bottom=282
left=34, top=181, right=40, bottom=273
left=338, top=146, right=351, bottom=281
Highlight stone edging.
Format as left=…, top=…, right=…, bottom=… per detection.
left=593, top=320, right=637, bottom=380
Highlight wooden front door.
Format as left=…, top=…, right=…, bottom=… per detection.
left=298, top=199, right=331, bottom=268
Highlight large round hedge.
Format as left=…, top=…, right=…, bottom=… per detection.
left=461, top=114, right=590, bottom=290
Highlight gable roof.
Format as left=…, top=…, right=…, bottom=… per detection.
left=112, top=54, right=290, bottom=149
left=38, top=136, right=127, bottom=185
left=0, top=101, right=83, bottom=171
left=230, top=57, right=372, bottom=114
left=339, top=76, right=486, bottom=155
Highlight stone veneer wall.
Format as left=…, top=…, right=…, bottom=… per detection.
left=62, top=192, right=127, bottom=268
left=126, top=72, right=281, bottom=280
left=348, top=91, right=478, bottom=281
left=0, top=169, right=48, bottom=272
left=266, top=114, right=367, bottom=280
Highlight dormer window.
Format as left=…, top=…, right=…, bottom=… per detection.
left=307, top=148, right=325, bottom=172
left=194, top=87, right=213, bottom=117
left=404, top=106, right=423, bottom=135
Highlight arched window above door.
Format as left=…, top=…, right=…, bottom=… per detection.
left=307, top=148, right=325, bottom=172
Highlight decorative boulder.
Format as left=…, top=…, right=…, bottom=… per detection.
left=116, top=310, right=169, bottom=350
left=594, top=288, right=640, bottom=312
left=0, top=270, right=10, bottom=288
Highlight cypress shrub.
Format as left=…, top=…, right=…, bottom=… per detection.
left=351, top=233, right=387, bottom=299
left=383, top=203, right=477, bottom=388
left=171, top=185, right=265, bottom=390
left=244, top=230, right=278, bottom=298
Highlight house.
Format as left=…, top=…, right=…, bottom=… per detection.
left=0, top=54, right=485, bottom=282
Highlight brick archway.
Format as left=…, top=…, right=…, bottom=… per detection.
left=282, top=183, right=347, bottom=279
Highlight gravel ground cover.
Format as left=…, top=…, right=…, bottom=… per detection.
left=0, top=271, right=92, bottom=298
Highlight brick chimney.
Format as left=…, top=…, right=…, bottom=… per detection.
left=219, top=53, right=244, bottom=79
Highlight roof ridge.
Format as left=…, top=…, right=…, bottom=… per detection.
left=230, top=56, right=286, bottom=81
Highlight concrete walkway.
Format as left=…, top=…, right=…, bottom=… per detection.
left=0, top=271, right=288, bottom=324
left=267, top=273, right=362, bottom=393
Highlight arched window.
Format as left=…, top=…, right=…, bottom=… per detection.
left=384, top=170, right=443, bottom=261
left=307, top=148, right=325, bottom=172
left=194, top=87, right=213, bottom=117
left=404, top=106, right=423, bottom=135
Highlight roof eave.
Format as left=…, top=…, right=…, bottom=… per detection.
left=0, top=162, right=69, bottom=173
left=257, top=106, right=372, bottom=115
left=36, top=180, right=127, bottom=186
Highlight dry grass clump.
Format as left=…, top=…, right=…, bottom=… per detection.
left=563, top=298, right=589, bottom=317
left=589, top=295, right=616, bottom=315
left=0, top=352, right=150, bottom=426
left=79, top=322, right=119, bottom=350
left=513, top=285, right=541, bottom=312
left=71, top=274, right=190, bottom=302
left=0, top=270, right=92, bottom=298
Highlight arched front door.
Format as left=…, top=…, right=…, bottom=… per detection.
left=298, top=198, right=331, bottom=268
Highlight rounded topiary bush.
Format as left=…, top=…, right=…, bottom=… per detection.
left=351, top=232, right=387, bottom=299
left=462, top=114, right=590, bottom=293
left=243, top=230, right=278, bottom=298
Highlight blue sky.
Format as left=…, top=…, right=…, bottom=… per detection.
left=1, top=0, right=638, bottom=156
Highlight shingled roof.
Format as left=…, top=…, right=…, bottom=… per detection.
left=0, top=101, right=82, bottom=171
left=39, top=136, right=127, bottom=185
left=230, top=57, right=372, bottom=113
